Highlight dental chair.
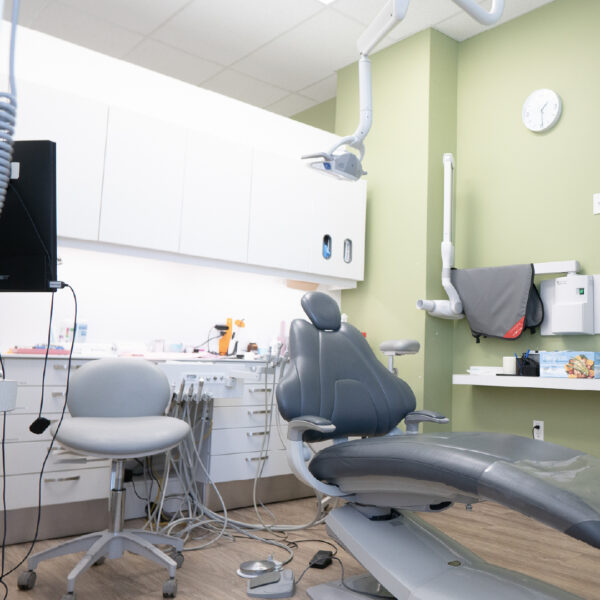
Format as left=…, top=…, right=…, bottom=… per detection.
left=17, top=358, right=191, bottom=600
left=276, top=292, right=600, bottom=600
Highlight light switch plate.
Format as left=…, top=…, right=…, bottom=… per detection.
left=593, top=193, right=600, bottom=214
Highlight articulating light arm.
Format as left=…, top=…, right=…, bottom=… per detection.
left=450, top=0, right=505, bottom=26
left=302, top=0, right=505, bottom=182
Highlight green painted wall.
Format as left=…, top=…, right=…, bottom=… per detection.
left=453, top=0, right=600, bottom=455
left=336, top=30, right=458, bottom=419
left=299, top=0, right=600, bottom=454
left=292, top=98, right=336, bottom=133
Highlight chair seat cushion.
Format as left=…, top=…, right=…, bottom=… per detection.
left=53, top=416, right=190, bottom=459
left=309, top=432, right=600, bottom=549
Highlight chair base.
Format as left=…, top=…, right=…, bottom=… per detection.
left=319, top=504, right=582, bottom=600
left=308, top=574, right=393, bottom=599
left=24, top=528, right=183, bottom=595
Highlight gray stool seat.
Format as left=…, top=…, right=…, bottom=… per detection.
left=55, top=416, right=190, bottom=458
left=309, top=431, right=600, bottom=550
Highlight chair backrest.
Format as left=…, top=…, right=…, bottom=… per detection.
left=276, top=292, right=416, bottom=441
left=67, top=357, right=171, bottom=418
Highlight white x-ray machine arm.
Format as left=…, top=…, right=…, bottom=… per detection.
left=302, top=0, right=505, bottom=181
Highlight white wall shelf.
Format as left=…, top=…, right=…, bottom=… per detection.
left=453, top=374, right=600, bottom=391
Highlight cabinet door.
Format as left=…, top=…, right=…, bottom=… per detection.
left=99, top=107, right=186, bottom=252
left=308, top=178, right=367, bottom=281
left=15, top=80, right=108, bottom=241
left=179, top=131, right=252, bottom=263
left=247, top=150, right=315, bottom=273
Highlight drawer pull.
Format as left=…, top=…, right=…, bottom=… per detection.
left=250, top=388, right=272, bottom=393
left=51, top=392, right=65, bottom=398
left=4, top=438, right=19, bottom=443
left=248, top=409, right=271, bottom=416
left=44, top=475, right=81, bottom=483
left=247, top=431, right=267, bottom=437
left=52, top=364, right=81, bottom=371
left=246, top=456, right=268, bottom=462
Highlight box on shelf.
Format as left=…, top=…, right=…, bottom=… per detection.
left=539, top=351, right=600, bottom=379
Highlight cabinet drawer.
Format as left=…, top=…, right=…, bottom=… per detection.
left=213, top=406, right=276, bottom=430
left=209, top=450, right=290, bottom=483
left=0, top=441, right=110, bottom=475
left=2, top=413, right=70, bottom=443
left=4, top=466, right=110, bottom=510
left=13, top=386, right=68, bottom=415
left=2, top=359, right=88, bottom=386
left=211, top=426, right=285, bottom=456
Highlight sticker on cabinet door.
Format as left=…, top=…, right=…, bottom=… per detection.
left=322, top=235, right=332, bottom=260
left=343, top=239, right=353, bottom=263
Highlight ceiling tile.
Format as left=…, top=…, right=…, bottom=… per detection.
left=300, top=74, right=337, bottom=103
left=31, top=1, right=143, bottom=57
left=202, top=69, right=289, bottom=107
left=4, top=0, right=52, bottom=27
left=234, top=9, right=364, bottom=91
left=435, top=0, right=555, bottom=42
left=152, top=0, right=324, bottom=66
left=266, top=93, right=316, bottom=117
left=125, top=39, right=223, bottom=85
left=58, top=0, right=191, bottom=36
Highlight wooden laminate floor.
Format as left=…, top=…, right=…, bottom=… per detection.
left=2, top=498, right=598, bottom=599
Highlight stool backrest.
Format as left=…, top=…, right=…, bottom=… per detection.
left=67, top=358, right=171, bottom=418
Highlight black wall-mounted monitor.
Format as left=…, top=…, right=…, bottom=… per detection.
left=0, top=140, right=57, bottom=292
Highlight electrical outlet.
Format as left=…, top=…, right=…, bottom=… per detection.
left=594, top=193, right=600, bottom=215
left=533, top=420, right=544, bottom=441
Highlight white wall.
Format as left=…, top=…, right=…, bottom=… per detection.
left=0, top=241, right=339, bottom=353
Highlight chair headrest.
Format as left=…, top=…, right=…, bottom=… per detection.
left=301, top=292, right=341, bottom=331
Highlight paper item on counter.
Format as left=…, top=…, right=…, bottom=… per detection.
left=467, top=366, right=504, bottom=376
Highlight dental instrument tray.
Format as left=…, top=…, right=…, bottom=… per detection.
left=451, top=263, right=543, bottom=343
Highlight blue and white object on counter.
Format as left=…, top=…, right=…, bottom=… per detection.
left=540, top=351, right=600, bottom=379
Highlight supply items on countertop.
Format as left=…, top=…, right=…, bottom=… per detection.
left=516, top=350, right=539, bottom=376
left=539, top=351, right=599, bottom=379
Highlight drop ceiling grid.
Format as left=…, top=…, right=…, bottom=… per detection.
left=7, top=0, right=557, bottom=116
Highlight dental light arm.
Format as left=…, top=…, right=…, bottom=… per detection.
left=417, top=153, right=464, bottom=319
left=302, top=0, right=504, bottom=182
left=450, top=0, right=505, bottom=26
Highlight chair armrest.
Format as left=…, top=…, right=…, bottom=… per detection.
left=404, top=410, right=449, bottom=434
left=287, top=415, right=336, bottom=442
left=379, top=340, right=420, bottom=356
left=285, top=417, right=346, bottom=497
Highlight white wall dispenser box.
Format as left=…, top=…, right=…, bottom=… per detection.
left=540, top=274, right=595, bottom=335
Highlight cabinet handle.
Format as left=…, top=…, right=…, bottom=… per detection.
left=249, top=388, right=272, bottom=393
left=51, top=392, right=65, bottom=398
left=245, top=456, right=268, bottom=462
left=53, top=364, right=81, bottom=371
left=44, top=475, right=80, bottom=483
left=247, top=431, right=268, bottom=437
left=248, top=409, right=271, bottom=416
left=4, top=438, right=19, bottom=443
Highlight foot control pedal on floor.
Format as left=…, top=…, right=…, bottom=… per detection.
left=246, top=569, right=295, bottom=598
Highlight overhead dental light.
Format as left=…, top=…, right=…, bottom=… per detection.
left=302, top=0, right=505, bottom=182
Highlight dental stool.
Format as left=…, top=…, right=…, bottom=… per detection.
left=17, top=358, right=191, bottom=600
left=277, top=292, right=600, bottom=600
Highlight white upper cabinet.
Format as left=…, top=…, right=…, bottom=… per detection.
left=179, top=131, right=252, bottom=263
left=248, top=149, right=367, bottom=281
left=15, top=80, right=108, bottom=241
left=248, top=149, right=315, bottom=273
left=99, top=107, right=186, bottom=252
left=308, top=177, right=367, bottom=281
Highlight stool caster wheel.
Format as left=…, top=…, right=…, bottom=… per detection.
left=163, top=577, right=177, bottom=598
left=17, top=570, right=36, bottom=590
left=93, top=556, right=106, bottom=566
left=169, top=550, right=184, bottom=569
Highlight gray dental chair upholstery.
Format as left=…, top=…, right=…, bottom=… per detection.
left=276, top=292, right=600, bottom=600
